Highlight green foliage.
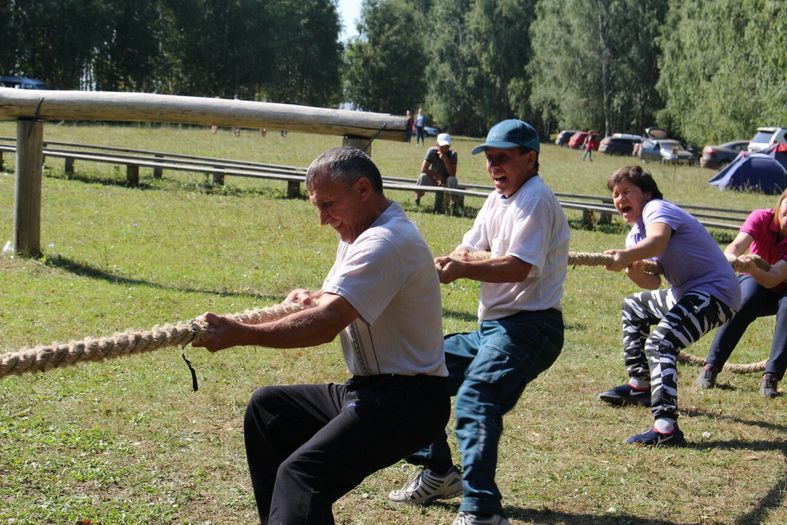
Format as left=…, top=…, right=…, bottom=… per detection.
left=1, top=0, right=342, bottom=103
left=344, top=0, right=427, bottom=113
left=528, top=0, right=666, bottom=136
left=657, top=0, right=787, bottom=145
left=265, top=0, right=343, bottom=106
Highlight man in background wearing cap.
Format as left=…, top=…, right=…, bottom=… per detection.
left=390, top=119, right=570, bottom=525
left=415, top=132, right=460, bottom=214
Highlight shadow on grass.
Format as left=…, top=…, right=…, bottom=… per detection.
left=44, top=254, right=280, bottom=301
left=734, top=470, right=787, bottom=525
left=506, top=508, right=683, bottom=525
left=430, top=501, right=684, bottom=525
left=443, top=309, right=479, bottom=324
left=684, top=408, right=786, bottom=525
left=684, top=407, right=787, bottom=433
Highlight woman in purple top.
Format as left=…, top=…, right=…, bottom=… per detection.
left=598, top=165, right=741, bottom=447
left=696, top=189, right=787, bottom=397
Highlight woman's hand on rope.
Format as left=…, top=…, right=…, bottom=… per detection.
left=603, top=249, right=630, bottom=272
left=193, top=312, right=247, bottom=353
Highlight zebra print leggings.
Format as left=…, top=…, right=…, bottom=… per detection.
left=621, top=289, right=735, bottom=421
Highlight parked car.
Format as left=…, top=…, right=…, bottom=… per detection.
left=700, top=140, right=749, bottom=169
left=555, top=129, right=576, bottom=147
left=424, top=126, right=439, bottom=137
left=0, top=76, right=48, bottom=89
left=748, top=127, right=787, bottom=153
left=638, top=138, right=693, bottom=165
left=658, top=139, right=695, bottom=165
left=568, top=131, right=599, bottom=149
left=599, top=133, right=643, bottom=156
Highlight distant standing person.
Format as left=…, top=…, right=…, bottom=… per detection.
left=405, top=110, right=414, bottom=144
left=415, top=108, right=426, bottom=146
left=415, top=133, right=459, bottom=214
left=695, top=189, right=787, bottom=397
left=581, top=134, right=596, bottom=161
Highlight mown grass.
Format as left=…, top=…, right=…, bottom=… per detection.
left=0, top=122, right=783, bottom=524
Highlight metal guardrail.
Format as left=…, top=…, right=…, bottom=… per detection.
left=0, top=137, right=744, bottom=230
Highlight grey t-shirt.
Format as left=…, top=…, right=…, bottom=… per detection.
left=424, top=147, right=458, bottom=180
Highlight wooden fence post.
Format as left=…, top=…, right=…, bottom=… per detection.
left=14, top=118, right=43, bottom=257
left=153, top=154, right=163, bottom=179
left=342, top=135, right=371, bottom=156
left=127, top=165, right=139, bottom=186
left=65, top=157, right=74, bottom=177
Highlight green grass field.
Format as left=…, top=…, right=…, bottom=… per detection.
left=0, top=122, right=783, bottom=524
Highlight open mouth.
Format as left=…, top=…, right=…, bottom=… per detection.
left=620, top=205, right=632, bottom=214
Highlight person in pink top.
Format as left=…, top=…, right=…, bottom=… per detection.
left=696, top=189, right=787, bottom=397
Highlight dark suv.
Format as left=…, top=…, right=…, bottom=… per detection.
left=0, top=76, right=48, bottom=89
left=599, top=133, right=642, bottom=156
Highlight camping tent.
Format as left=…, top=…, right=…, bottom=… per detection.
left=709, top=143, right=787, bottom=194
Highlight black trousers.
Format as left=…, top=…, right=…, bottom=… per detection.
left=244, top=375, right=450, bottom=525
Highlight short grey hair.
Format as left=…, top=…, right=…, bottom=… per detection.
left=305, top=147, right=383, bottom=193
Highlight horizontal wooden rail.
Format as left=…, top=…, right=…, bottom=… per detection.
left=0, top=140, right=743, bottom=230
left=0, top=89, right=408, bottom=141
left=0, top=136, right=306, bottom=173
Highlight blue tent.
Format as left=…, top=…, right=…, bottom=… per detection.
left=709, top=144, right=787, bottom=194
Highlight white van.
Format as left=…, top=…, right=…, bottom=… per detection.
left=748, top=127, right=787, bottom=153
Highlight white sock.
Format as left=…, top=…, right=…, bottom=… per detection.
left=654, top=418, right=676, bottom=434
left=628, top=378, right=649, bottom=390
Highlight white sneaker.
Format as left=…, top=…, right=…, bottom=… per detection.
left=388, top=466, right=463, bottom=504
left=451, top=511, right=511, bottom=525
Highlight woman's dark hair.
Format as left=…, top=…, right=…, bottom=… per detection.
left=606, top=165, right=663, bottom=200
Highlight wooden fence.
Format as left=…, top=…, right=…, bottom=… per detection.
left=0, top=88, right=408, bottom=256
left=0, top=137, right=745, bottom=233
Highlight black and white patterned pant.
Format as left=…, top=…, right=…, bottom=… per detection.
left=621, top=289, right=735, bottom=421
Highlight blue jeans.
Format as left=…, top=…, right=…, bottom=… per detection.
left=406, top=309, right=564, bottom=516
left=706, top=275, right=787, bottom=380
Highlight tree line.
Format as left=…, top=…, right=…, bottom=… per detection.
left=1, top=0, right=342, bottom=106
left=2, top=0, right=785, bottom=146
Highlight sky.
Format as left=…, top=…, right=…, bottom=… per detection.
left=337, top=0, right=362, bottom=41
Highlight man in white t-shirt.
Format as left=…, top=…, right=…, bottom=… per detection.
left=389, top=120, right=570, bottom=525
left=195, top=147, right=449, bottom=525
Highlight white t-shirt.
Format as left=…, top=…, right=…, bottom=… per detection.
left=322, top=202, right=447, bottom=377
left=457, top=176, right=570, bottom=320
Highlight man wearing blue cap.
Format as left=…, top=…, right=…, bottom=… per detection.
left=389, top=119, right=570, bottom=525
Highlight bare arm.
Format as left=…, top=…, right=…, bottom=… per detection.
left=605, top=222, right=671, bottom=272
left=438, top=150, right=457, bottom=178
left=724, top=232, right=754, bottom=260
left=746, top=258, right=787, bottom=289
left=624, top=260, right=662, bottom=290
left=194, top=292, right=358, bottom=352
left=434, top=254, right=531, bottom=284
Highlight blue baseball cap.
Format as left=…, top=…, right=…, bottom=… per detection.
left=471, top=119, right=540, bottom=155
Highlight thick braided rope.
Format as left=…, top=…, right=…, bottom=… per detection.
left=455, top=250, right=768, bottom=374
left=0, top=302, right=306, bottom=380
left=1, top=251, right=770, bottom=379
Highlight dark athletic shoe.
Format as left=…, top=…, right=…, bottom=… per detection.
left=599, top=383, right=650, bottom=407
left=695, top=365, right=718, bottom=389
left=760, top=374, right=779, bottom=398
left=626, top=426, right=687, bottom=447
